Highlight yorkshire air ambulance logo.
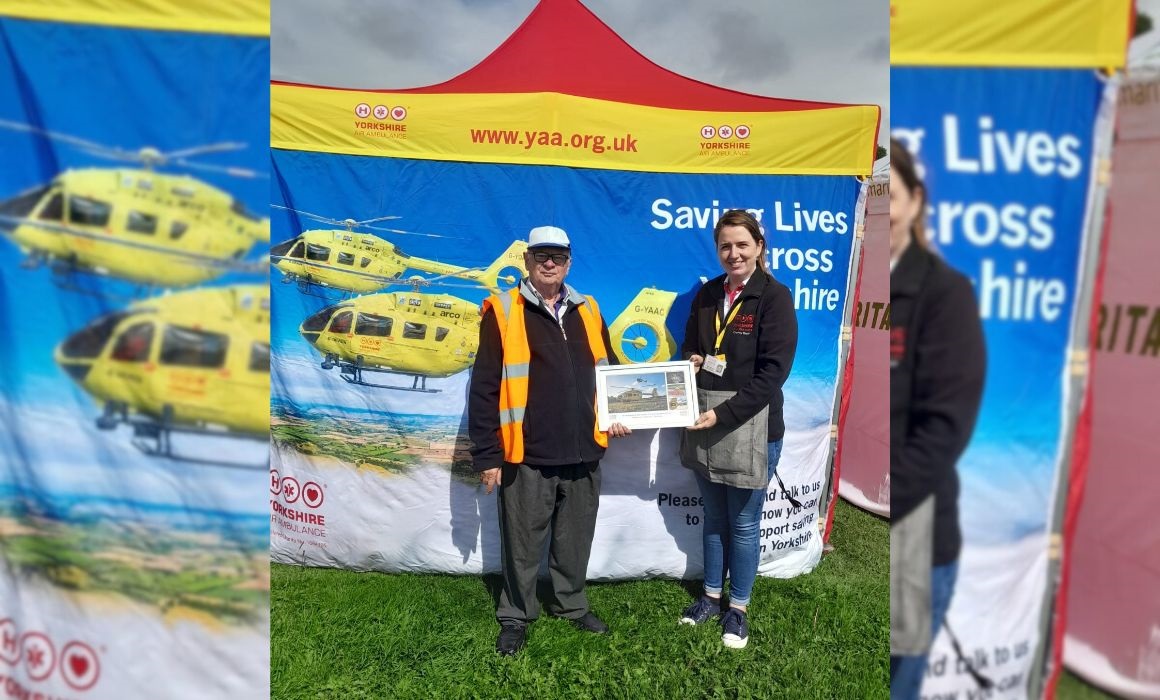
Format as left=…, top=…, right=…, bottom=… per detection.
left=353, top=102, right=408, bottom=138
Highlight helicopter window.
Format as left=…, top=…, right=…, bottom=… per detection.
left=39, top=192, right=64, bottom=221
left=249, top=342, right=270, bottom=373
left=58, top=312, right=130, bottom=359
left=170, top=221, right=188, bottom=239
left=0, top=185, right=50, bottom=218
left=127, top=211, right=158, bottom=235
left=289, top=242, right=305, bottom=259
left=402, top=322, right=427, bottom=340
left=328, top=311, right=353, bottom=334
left=306, top=244, right=330, bottom=262
left=435, top=327, right=450, bottom=342
left=68, top=196, right=111, bottom=227
left=160, top=326, right=228, bottom=368
left=337, top=252, right=355, bottom=266
left=231, top=199, right=263, bottom=222
left=355, top=313, right=393, bottom=337
left=360, top=257, right=372, bottom=268
left=301, top=307, right=337, bottom=332
left=111, top=322, right=155, bottom=362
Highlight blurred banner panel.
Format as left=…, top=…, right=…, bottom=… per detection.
left=1063, top=69, right=1160, bottom=699
left=837, top=159, right=890, bottom=518
left=0, top=4, right=270, bottom=698
left=268, top=0, right=877, bottom=582
left=892, top=3, right=1132, bottom=698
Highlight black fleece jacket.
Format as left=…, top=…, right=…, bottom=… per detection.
left=890, top=239, right=986, bottom=566
left=681, top=271, right=797, bottom=442
left=468, top=285, right=616, bottom=471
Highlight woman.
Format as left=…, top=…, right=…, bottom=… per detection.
left=678, top=208, right=797, bottom=650
left=889, top=139, right=985, bottom=700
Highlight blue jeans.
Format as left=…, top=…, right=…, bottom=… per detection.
left=890, top=560, right=960, bottom=700
left=694, top=439, right=783, bottom=607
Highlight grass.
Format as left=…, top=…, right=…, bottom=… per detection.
left=1057, top=671, right=1118, bottom=699
left=271, top=499, right=887, bottom=699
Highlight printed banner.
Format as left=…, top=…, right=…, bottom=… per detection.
left=892, top=66, right=1104, bottom=699
left=890, top=0, right=1132, bottom=69
left=267, top=147, right=862, bottom=580
left=1063, top=74, right=1160, bottom=699
left=0, top=14, right=269, bottom=700
left=270, top=86, right=878, bottom=176
left=837, top=173, right=890, bottom=517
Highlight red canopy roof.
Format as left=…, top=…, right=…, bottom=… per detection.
left=277, top=0, right=847, bottom=113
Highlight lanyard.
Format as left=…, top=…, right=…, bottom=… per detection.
left=713, top=298, right=744, bottom=355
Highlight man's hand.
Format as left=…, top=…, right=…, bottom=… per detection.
left=479, top=467, right=501, bottom=494
left=689, top=355, right=704, bottom=374
left=607, top=422, right=631, bottom=438
left=688, top=409, right=717, bottom=431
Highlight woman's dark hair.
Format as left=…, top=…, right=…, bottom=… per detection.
left=890, top=138, right=929, bottom=247
left=713, top=209, right=768, bottom=271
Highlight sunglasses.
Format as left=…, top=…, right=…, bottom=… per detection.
left=530, top=251, right=570, bottom=265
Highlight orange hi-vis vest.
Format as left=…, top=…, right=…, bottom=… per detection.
left=482, top=287, right=610, bottom=464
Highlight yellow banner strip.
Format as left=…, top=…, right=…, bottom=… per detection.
left=1, top=0, right=269, bottom=37
left=271, top=85, right=879, bottom=176
left=890, top=0, right=1132, bottom=68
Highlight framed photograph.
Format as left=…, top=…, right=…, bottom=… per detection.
left=595, top=360, right=700, bottom=431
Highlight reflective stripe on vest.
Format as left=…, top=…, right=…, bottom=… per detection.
left=483, top=288, right=609, bottom=464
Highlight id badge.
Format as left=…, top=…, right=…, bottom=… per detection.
left=703, top=354, right=726, bottom=376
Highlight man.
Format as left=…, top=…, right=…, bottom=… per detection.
left=469, top=224, right=628, bottom=656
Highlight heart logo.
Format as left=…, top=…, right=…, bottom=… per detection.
left=70, top=654, right=89, bottom=676
left=306, top=487, right=318, bottom=501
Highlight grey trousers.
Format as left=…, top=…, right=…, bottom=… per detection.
left=495, top=461, right=601, bottom=626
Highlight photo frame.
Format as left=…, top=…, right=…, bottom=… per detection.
left=595, top=360, right=700, bottom=431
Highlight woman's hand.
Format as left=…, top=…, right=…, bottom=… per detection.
left=688, top=409, right=717, bottom=431
left=689, top=355, right=704, bottom=374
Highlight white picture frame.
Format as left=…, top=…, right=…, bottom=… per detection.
left=595, top=360, right=700, bottom=431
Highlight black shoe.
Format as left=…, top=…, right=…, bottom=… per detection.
left=679, top=595, right=723, bottom=625
left=570, top=612, right=609, bottom=634
left=496, top=624, right=527, bottom=656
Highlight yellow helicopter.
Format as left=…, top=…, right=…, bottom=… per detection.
left=608, top=287, right=680, bottom=364
left=0, top=118, right=269, bottom=290
left=269, top=206, right=526, bottom=296
left=55, top=284, right=270, bottom=465
left=297, top=284, right=681, bottom=393
left=299, top=289, right=481, bottom=392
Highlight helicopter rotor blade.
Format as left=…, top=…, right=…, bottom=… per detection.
left=0, top=118, right=127, bottom=156
left=174, top=158, right=266, bottom=180
left=360, top=224, right=460, bottom=239
left=269, top=205, right=344, bottom=227
left=163, top=142, right=247, bottom=160
left=352, top=215, right=402, bottom=225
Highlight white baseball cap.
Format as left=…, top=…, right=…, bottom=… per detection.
left=527, top=225, right=571, bottom=250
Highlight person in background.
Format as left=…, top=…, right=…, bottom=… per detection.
left=889, top=138, right=986, bottom=700
left=678, top=209, right=798, bottom=650
left=468, top=225, right=629, bottom=657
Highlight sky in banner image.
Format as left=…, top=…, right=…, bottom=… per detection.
left=271, top=0, right=889, bottom=143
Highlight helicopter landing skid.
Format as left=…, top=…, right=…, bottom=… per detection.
left=291, top=277, right=351, bottom=301
left=97, top=401, right=266, bottom=469
left=335, top=363, right=440, bottom=393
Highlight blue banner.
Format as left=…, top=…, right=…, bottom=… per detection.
left=269, top=149, right=862, bottom=580
left=892, top=66, right=1103, bottom=697
left=0, top=18, right=269, bottom=699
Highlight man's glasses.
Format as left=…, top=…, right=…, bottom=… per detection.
left=531, top=251, right=570, bottom=265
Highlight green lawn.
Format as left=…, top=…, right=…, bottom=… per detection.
left=1057, top=671, right=1118, bottom=699
left=272, top=499, right=888, bottom=699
